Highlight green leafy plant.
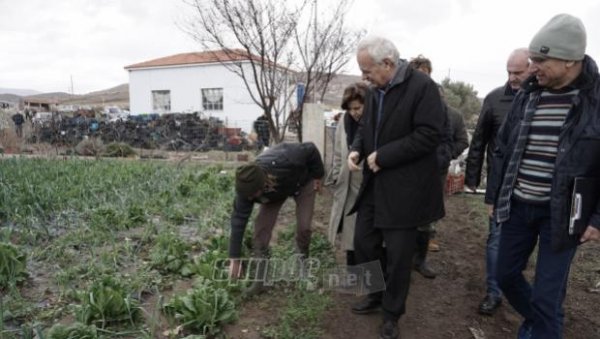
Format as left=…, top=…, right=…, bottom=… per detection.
left=47, top=322, right=98, bottom=339
left=76, top=276, right=141, bottom=328
left=186, top=249, right=228, bottom=280
left=163, top=277, right=236, bottom=336
left=0, top=242, right=28, bottom=290
left=148, top=231, right=191, bottom=275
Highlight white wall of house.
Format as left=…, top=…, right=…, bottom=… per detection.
left=128, top=62, right=268, bottom=133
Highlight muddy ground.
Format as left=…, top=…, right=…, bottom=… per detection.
left=225, top=191, right=600, bottom=339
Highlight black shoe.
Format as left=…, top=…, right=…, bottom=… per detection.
left=414, top=262, right=437, bottom=279
left=379, top=319, right=399, bottom=339
left=351, top=297, right=381, bottom=314
left=478, top=295, right=502, bottom=315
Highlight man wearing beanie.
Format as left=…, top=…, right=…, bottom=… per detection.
left=227, top=142, right=324, bottom=294
left=487, top=14, right=600, bottom=339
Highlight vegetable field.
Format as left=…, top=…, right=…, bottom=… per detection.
left=0, top=158, right=332, bottom=338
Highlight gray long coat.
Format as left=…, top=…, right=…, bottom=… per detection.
left=325, top=114, right=363, bottom=251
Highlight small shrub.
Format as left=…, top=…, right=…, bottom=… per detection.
left=0, top=242, right=28, bottom=290
left=103, top=142, right=136, bottom=158
left=164, top=277, right=236, bottom=336
left=75, top=138, right=105, bottom=156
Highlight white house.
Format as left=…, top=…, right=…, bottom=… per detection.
left=125, top=50, right=295, bottom=133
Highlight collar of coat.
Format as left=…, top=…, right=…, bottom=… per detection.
left=373, top=59, right=411, bottom=92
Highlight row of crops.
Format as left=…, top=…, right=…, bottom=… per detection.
left=0, top=157, right=334, bottom=338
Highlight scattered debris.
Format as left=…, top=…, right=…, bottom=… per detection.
left=469, top=325, right=486, bottom=339
left=29, top=113, right=250, bottom=152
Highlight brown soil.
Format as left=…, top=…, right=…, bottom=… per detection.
left=225, top=191, right=600, bottom=339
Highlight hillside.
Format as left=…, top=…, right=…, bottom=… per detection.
left=0, top=84, right=129, bottom=108
left=26, top=83, right=129, bottom=107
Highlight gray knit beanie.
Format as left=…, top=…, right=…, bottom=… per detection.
left=529, top=13, right=586, bottom=61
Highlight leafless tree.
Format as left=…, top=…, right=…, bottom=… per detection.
left=183, top=0, right=363, bottom=143
left=291, top=0, right=365, bottom=141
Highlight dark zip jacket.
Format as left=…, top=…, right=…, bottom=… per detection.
left=487, top=55, right=600, bottom=251
left=464, top=83, right=515, bottom=196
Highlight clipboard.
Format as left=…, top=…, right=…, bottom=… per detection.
left=569, top=177, right=600, bottom=235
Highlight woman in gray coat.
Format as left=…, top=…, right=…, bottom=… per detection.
left=326, top=83, right=367, bottom=265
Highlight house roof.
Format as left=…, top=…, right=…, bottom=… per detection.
left=124, top=49, right=284, bottom=70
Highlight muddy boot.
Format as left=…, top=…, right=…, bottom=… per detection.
left=413, top=231, right=436, bottom=279
left=244, top=249, right=270, bottom=297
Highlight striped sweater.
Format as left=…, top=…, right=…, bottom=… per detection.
left=513, top=89, right=579, bottom=203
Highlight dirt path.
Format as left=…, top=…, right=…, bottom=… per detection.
left=225, top=193, right=600, bottom=339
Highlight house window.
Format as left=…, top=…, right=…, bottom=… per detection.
left=152, top=90, right=171, bottom=113
left=202, top=88, right=223, bottom=111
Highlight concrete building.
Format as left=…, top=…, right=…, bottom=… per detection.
left=125, top=49, right=295, bottom=133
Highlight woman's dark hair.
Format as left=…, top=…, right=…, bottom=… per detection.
left=341, top=82, right=368, bottom=110
left=408, top=54, right=432, bottom=74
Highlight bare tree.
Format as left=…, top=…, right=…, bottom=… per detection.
left=183, top=0, right=363, bottom=143
left=182, top=0, right=305, bottom=143
left=291, top=0, right=365, bottom=141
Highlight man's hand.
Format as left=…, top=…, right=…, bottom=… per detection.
left=367, top=151, right=381, bottom=173
left=313, top=179, right=322, bottom=193
left=228, top=258, right=243, bottom=279
left=485, top=204, right=494, bottom=218
left=580, top=226, right=600, bottom=243
left=347, top=151, right=361, bottom=171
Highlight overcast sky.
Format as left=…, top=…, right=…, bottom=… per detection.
left=1, top=0, right=599, bottom=97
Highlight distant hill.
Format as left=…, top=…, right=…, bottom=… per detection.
left=0, top=83, right=130, bottom=108
left=0, top=93, right=22, bottom=104
left=60, top=83, right=129, bottom=106
left=0, top=88, right=40, bottom=96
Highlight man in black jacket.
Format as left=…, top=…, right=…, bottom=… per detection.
left=227, top=142, right=324, bottom=294
left=487, top=14, right=600, bottom=338
left=347, top=36, right=445, bottom=339
left=464, top=48, right=530, bottom=316
left=408, top=56, right=469, bottom=279
left=11, top=112, right=25, bottom=138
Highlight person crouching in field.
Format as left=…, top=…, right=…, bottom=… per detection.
left=227, top=142, right=324, bottom=295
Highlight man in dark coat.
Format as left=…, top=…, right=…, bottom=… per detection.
left=11, top=112, right=24, bottom=138
left=347, top=36, right=445, bottom=339
left=227, top=142, right=324, bottom=294
left=253, top=114, right=270, bottom=149
left=408, top=56, right=469, bottom=279
left=464, top=48, right=530, bottom=316
left=487, top=14, right=600, bottom=338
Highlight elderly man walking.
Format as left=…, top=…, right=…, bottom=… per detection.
left=347, top=36, right=445, bottom=339
left=488, top=14, right=600, bottom=339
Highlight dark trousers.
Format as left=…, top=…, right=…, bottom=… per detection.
left=253, top=180, right=315, bottom=255
left=497, top=199, right=577, bottom=339
left=354, top=183, right=417, bottom=321
left=485, top=217, right=502, bottom=299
